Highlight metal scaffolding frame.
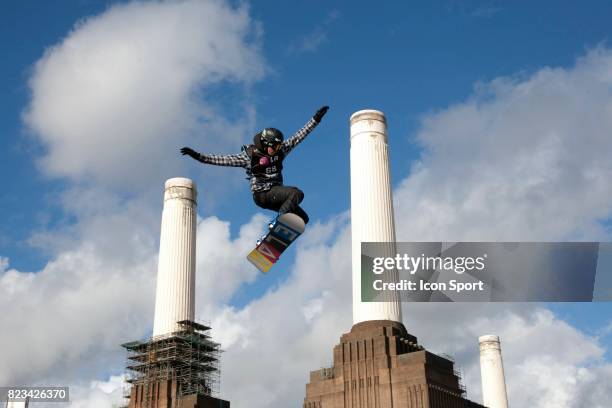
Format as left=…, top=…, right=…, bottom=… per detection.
left=121, top=320, right=221, bottom=406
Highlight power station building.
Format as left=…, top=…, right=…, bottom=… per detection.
left=117, top=112, right=508, bottom=408
left=121, top=178, right=229, bottom=408
left=303, top=110, right=487, bottom=408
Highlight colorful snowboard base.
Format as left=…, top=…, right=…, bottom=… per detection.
left=247, top=213, right=305, bottom=273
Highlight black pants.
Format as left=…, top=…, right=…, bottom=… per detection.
left=253, top=185, right=309, bottom=224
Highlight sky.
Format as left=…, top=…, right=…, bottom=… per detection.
left=1, top=0, right=612, bottom=407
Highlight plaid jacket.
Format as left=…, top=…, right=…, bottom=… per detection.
left=194, top=117, right=319, bottom=192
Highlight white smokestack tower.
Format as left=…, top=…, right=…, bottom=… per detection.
left=152, top=177, right=197, bottom=337
left=350, top=109, right=402, bottom=324
left=6, top=401, right=28, bottom=408
left=479, top=335, right=509, bottom=408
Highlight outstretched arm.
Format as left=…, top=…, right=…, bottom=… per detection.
left=282, top=106, right=329, bottom=155
left=180, top=147, right=249, bottom=168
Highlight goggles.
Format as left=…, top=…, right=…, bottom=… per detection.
left=263, top=141, right=281, bottom=154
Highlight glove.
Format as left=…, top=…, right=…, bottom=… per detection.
left=313, top=106, right=329, bottom=123
left=180, top=147, right=198, bottom=158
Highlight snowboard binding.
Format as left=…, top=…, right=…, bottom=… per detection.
left=256, top=217, right=278, bottom=245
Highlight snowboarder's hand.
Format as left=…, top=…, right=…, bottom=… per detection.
left=313, top=106, right=329, bottom=123
left=180, top=147, right=198, bottom=158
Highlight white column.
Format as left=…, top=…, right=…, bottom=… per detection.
left=6, top=401, right=28, bottom=408
left=479, top=335, right=509, bottom=408
left=350, top=110, right=402, bottom=324
left=152, top=178, right=197, bottom=337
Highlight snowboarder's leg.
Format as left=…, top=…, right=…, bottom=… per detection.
left=253, top=190, right=279, bottom=211
left=252, top=186, right=309, bottom=224
left=276, top=187, right=304, bottom=215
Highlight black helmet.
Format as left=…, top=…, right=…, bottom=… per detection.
left=254, top=128, right=283, bottom=153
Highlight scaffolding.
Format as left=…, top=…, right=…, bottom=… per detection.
left=121, top=320, right=221, bottom=406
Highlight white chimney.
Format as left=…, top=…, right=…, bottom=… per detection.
left=6, top=401, right=28, bottom=408
left=350, top=109, right=402, bottom=324
left=479, top=335, right=509, bottom=408
left=152, top=177, right=197, bottom=336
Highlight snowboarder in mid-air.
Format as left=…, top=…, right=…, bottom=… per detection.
left=180, top=106, right=329, bottom=227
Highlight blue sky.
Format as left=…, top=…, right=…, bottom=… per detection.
left=3, top=0, right=612, bottom=264
left=2, top=1, right=612, bottom=406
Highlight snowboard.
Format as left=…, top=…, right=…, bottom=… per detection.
left=247, top=213, right=305, bottom=273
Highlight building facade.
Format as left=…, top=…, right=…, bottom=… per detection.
left=305, top=320, right=485, bottom=408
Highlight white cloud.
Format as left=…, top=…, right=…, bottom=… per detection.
left=0, top=256, right=9, bottom=273
left=287, top=10, right=339, bottom=55
left=395, top=47, right=612, bottom=242
left=68, top=375, right=126, bottom=408
left=24, top=0, right=264, bottom=188
left=195, top=213, right=266, bottom=310
left=600, top=320, right=612, bottom=337
left=0, top=244, right=156, bottom=386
